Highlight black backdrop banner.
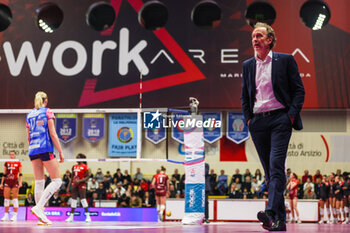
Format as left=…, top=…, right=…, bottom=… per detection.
left=0, top=0, right=349, bottom=109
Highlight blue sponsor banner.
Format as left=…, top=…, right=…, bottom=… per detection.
left=171, top=113, right=189, bottom=144
left=178, top=143, right=186, bottom=155
left=201, top=112, right=222, bottom=144
left=108, top=113, right=138, bottom=157
left=226, top=112, right=249, bottom=144
left=56, top=113, right=77, bottom=144
left=145, top=116, right=166, bottom=144
left=82, top=113, right=105, bottom=144
left=184, top=183, right=205, bottom=213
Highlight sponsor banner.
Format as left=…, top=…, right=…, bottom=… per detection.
left=185, top=162, right=205, bottom=184
left=183, top=115, right=205, bottom=162
left=0, top=207, right=26, bottom=221
left=177, top=143, right=186, bottom=155
left=82, top=113, right=105, bottom=144
left=145, top=116, right=166, bottom=144
left=56, top=113, right=77, bottom=144
left=26, top=207, right=158, bottom=222
left=184, top=183, right=205, bottom=213
left=201, top=112, right=222, bottom=144
left=226, top=112, right=249, bottom=144
left=0, top=0, right=350, bottom=109
left=183, top=115, right=204, bottom=218
left=171, top=113, right=189, bottom=144
left=108, top=114, right=138, bottom=157
left=329, top=135, right=350, bottom=162
left=245, top=133, right=348, bottom=174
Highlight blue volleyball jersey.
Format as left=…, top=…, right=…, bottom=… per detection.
left=26, top=107, right=55, bottom=156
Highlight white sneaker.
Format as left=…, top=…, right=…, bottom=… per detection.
left=318, top=219, right=324, bottom=224
left=1, top=214, right=9, bottom=221
left=42, top=217, right=52, bottom=225
left=65, top=215, right=74, bottom=222
left=31, top=206, right=51, bottom=225
left=326, top=220, right=331, bottom=224
left=37, top=221, right=45, bottom=225
left=297, top=219, right=302, bottom=224
left=85, top=216, right=91, bottom=223
left=10, top=214, right=17, bottom=222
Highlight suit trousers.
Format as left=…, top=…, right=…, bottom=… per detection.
left=205, top=190, right=209, bottom=220
left=249, top=111, right=292, bottom=222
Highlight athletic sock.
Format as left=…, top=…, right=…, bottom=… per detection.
left=37, top=178, right=62, bottom=209
left=34, top=180, right=45, bottom=205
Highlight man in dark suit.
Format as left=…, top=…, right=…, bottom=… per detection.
left=203, top=163, right=210, bottom=223
left=241, top=22, right=305, bottom=231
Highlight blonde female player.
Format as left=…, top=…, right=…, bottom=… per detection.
left=0, top=151, right=22, bottom=221
left=151, top=166, right=170, bottom=221
left=286, top=173, right=301, bottom=223
left=26, top=91, right=64, bottom=225
left=65, top=153, right=91, bottom=222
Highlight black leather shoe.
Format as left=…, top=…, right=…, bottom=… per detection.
left=257, top=210, right=274, bottom=230
left=270, top=219, right=286, bottom=231
left=202, top=218, right=210, bottom=224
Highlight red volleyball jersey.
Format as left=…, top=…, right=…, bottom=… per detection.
left=72, top=163, right=88, bottom=180
left=289, top=178, right=299, bottom=195
left=154, top=172, right=168, bottom=192
left=4, top=161, right=21, bottom=180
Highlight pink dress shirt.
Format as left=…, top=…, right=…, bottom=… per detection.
left=253, top=51, right=285, bottom=113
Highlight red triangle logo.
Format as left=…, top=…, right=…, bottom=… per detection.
left=78, top=0, right=206, bottom=107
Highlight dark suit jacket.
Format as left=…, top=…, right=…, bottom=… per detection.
left=241, top=52, right=305, bottom=130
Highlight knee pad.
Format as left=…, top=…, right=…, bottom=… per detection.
left=320, top=208, right=324, bottom=215
left=71, top=199, right=78, bottom=208
left=12, top=199, right=19, bottom=208
left=81, top=198, right=88, bottom=208
left=35, top=180, right=45, bottom=195
left=160, top=205, right=165, bottom=212
left=43, top=178, right=62, bottom=198
left=51, top=178, right=63, bottom=190
left=340, top=208, right=344, bottom=213
left=345, top=207, right=349, bottom=214
left=35, top=179, right=45, bottom=190
left=326, top=208, right=331, bottom=215
left=4, top=199, right=10, bottom=207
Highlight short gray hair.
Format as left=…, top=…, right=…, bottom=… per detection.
left=254, top=22, right=276, bottom=49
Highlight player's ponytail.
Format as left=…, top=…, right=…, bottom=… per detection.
left=34, top=91, right=48, bottom=109
left=293, top=173, right=298, bottom=179
left=161, top=166, right=166, bottom=171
